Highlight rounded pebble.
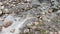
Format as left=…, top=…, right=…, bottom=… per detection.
left=3, top=20, right=13, bottom=28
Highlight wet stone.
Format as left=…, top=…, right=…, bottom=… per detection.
left=3, top=20, right=13, bottom=28
left=0, top=0, right=60, bottom=34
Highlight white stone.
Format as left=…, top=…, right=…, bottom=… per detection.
left=57, top=10, right=60, bottom=13
left=1, top=6, right=4, bottom=9
left=0, top=2, right=3, bottom=5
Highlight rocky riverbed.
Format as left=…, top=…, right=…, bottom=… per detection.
left=0, top=0, right=60, bottom=34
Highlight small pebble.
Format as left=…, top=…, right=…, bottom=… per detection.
left=31, top=26, right=37, bottom=30
left=0, top=10, right=2, bottom=15
left=0, top=20, right=3, bottom=32
left=0, top=17, right=4, bottom=21
left=34, top=22, right=39, bottom=25
left=27, top=22, right=33, bottom=26
left=57, top=10, right=60, bottom=13
left=0, top=2, right=3, bottom=5
left=58, top=31, right=60, bottom=34
left=48, top=9, right=53, bottom=13
left=42, top=12, right=45, bottom=15
left=24, top=29, right=29, bottom=33
left=10, top=28, right=15, bottom=33
left=49, top=32, right=54, bottom=34
left=1, top=6, right=4, bottom=9
left=24, top=0, right=31, bottom=3
left=0, top=26, right=2, bottom=32
left=3, top=9, right=9, bottom=14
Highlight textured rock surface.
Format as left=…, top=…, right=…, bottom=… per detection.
left=0, top=0, right=60, bottom=34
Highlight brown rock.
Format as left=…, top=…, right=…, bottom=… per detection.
left=3, top=20, right=13, bottom=28
left=48, top=9, right=53, bottom=13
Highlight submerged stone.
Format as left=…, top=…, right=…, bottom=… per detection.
left=3, top=20, right=13, bottom=28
